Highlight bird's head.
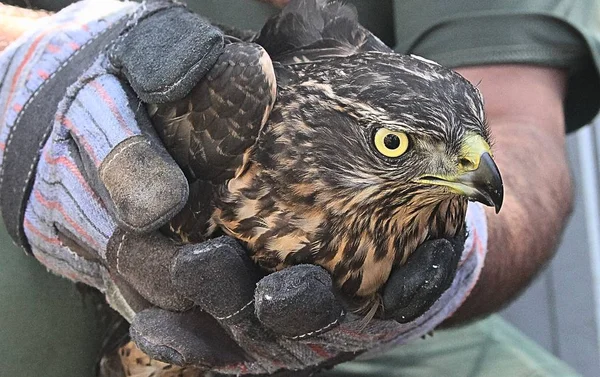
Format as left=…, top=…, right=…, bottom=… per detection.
left=253, top=52, right=503, bottom=221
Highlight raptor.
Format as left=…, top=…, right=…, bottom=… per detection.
left=149, top=0, right=503, bottom=313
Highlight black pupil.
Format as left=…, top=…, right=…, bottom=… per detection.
left=384, top=134, right=401, bottom=149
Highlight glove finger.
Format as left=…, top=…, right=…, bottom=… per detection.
left=381, top=239, right=461, bottom=323
left=108, top=3, right=224, bottom=103
left=255, top=265, right=343, bottom=338
left=171, top=237, right=307, bottom=374
left=58, top=70, right=188, bottom=233
left=106, top=228, right=193, bottom=311
left=130, top=307, right=248, bottom=367
left=170, top=236, right=262, bottom=319
left=170, top=238, right=388, bottom=374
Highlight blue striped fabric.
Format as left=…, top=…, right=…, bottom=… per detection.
left=0, top=0, right=138, bottom=289
left=0, top=1, right=136, bottom=163
left=58, top=62, right=140, bottom=171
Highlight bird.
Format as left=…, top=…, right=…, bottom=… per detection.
left=98, top=340, right=202, bottom=377
left=99, top=1, right=504, bottom=375
left=148, top=0, right=503, bottom=313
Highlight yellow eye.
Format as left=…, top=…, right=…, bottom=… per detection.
left=374, top=128, right=409, bottom=158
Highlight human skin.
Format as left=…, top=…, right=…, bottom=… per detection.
left=0, top=4, right=50, bottom=51
left=1, top=3, right=575, bottom=325
left=446, top=65, right=573, bottom=324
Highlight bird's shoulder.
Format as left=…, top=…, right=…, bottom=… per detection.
left=148, top=42, right=277, bottom=185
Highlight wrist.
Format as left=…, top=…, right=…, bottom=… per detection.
left=258, top=0, right=290, bottom=8
left=0, top=4, right=51, bottom=52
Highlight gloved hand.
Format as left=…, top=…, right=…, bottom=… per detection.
left=123, top=203, right=487, bottom=376
left=0, top=0, right=227, bottom=335
left=0, top=1, right=489, bottom=375
left=127, top=231, right=477, bottom=376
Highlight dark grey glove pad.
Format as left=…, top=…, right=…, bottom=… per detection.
left=171, top=237, right=344, bottom=338
left=255, top=265, right=343, bottom=338
left=382, top=236, right=464, bottom=323
left=106, top=229, right=193, bottom=311
left=109, top=3, right=224, bottom=104
left=171, top=236, right=262, bottom=319
left=90, top=134, right=189, bottom=233
left=131, top=307, right=248, bottom=367
left=141, top=240, right=345, bottom=372
left=130, top=233, right=465, bottom=371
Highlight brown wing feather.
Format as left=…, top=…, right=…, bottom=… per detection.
left=148, top=42, right=276, bottom=184
left=148, top=42, right=276, bottom=242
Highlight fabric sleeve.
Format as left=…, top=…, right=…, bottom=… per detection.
left=391, top=0, right=600, bottom=133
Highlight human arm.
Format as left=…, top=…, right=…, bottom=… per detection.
left=0, top=3, right=51, bottom=51
left=446, top=65, right=573, bottom=324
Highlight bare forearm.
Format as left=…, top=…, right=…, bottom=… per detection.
left=0, top=4, right=51, bottom=52
left=449, top=120, right=573, bottom=322
left=445, top=65, right=573, bottom=325
left=258, top=0, right=290, bottom=8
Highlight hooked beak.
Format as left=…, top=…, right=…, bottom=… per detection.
left=417, top=133, right=504, bottom=213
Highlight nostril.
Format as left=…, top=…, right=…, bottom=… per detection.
left=459, top=158, right=476, bottom=170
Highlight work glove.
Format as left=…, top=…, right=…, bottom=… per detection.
left=126, top=204, right=487, bottom=376
left=0, top=0, right=489, bottom=375
left=0, top=0, right=225, bottom=337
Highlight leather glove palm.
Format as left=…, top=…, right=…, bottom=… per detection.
left=126, top=233, right=475, bottom=376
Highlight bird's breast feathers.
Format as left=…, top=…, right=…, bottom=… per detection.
left=212, top=151, right=468, bottom=298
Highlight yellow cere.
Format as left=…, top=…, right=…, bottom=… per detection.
left=458, top=133, right=492, bottom=173
left=374, top=128, right=409, bottom=158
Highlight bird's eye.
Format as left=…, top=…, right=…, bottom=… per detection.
left=373, top=128, right=409, bottom=158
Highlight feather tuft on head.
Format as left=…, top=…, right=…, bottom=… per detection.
left=256, top=0, right=391, bottom=64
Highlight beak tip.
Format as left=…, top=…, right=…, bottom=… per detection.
left=492, top=185, right=504, bottom=213
left=487, top=182, right=503, bottom=214
left=465, top=152, right=504, bottom=213
left=479, top=152, right=504, bottom=213
left=480, top=190, right=503, bottom=213
left=494, top=201, right=502, bottom=214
